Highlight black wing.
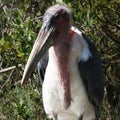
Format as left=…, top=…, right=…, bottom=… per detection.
left=78, top=33, right=104, bottom=118
left=37, top=53, right=48, bottom=86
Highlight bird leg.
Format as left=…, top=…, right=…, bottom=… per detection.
left=52, top=113, right=58, bottom=120
left=79, top=115, right=83, bottom=120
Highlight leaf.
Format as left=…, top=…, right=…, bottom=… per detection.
left=4, top=43, right=10, bottom=49
left=17, top=53, right=24, bottom=57
left=88, top=19, right=94, bottom=27
left=56, top=0, right=63, bottom=3
left=0, top=38, right=5, bottom=46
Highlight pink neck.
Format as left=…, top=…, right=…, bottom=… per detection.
left=52, top=31, right=72, bottom=109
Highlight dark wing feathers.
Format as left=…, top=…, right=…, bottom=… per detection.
left=37, top=53, right=48, bottom=86
left=78, top=33, right=104, bottom=118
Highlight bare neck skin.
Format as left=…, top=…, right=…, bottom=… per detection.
left=52, top=20, right=71, bottom=109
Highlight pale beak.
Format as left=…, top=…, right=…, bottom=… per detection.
left=21, top=22, right=57, bottom=85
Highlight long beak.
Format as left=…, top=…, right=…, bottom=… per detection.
left=21, top=24, right=57, bottom=85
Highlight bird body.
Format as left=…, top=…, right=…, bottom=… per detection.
left=21, top=4, right=104, bottom=120
left=42, top=26, right=95, bottom=120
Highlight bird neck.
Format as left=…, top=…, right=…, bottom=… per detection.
left=51, top=30, right=71, bottom=109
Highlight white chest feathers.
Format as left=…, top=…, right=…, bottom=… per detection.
left=42, top=26, right=95, bottom=120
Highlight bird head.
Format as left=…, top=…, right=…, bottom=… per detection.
left=21, top=5, right=72, bottom=85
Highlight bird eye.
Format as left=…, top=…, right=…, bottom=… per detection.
left=55, top=14, right=60, bottom=20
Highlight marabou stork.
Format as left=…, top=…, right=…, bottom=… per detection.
left=21, top=4, right=104, bottom=120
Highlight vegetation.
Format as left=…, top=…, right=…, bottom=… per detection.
left=0, top=0, right=120, bottom=119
